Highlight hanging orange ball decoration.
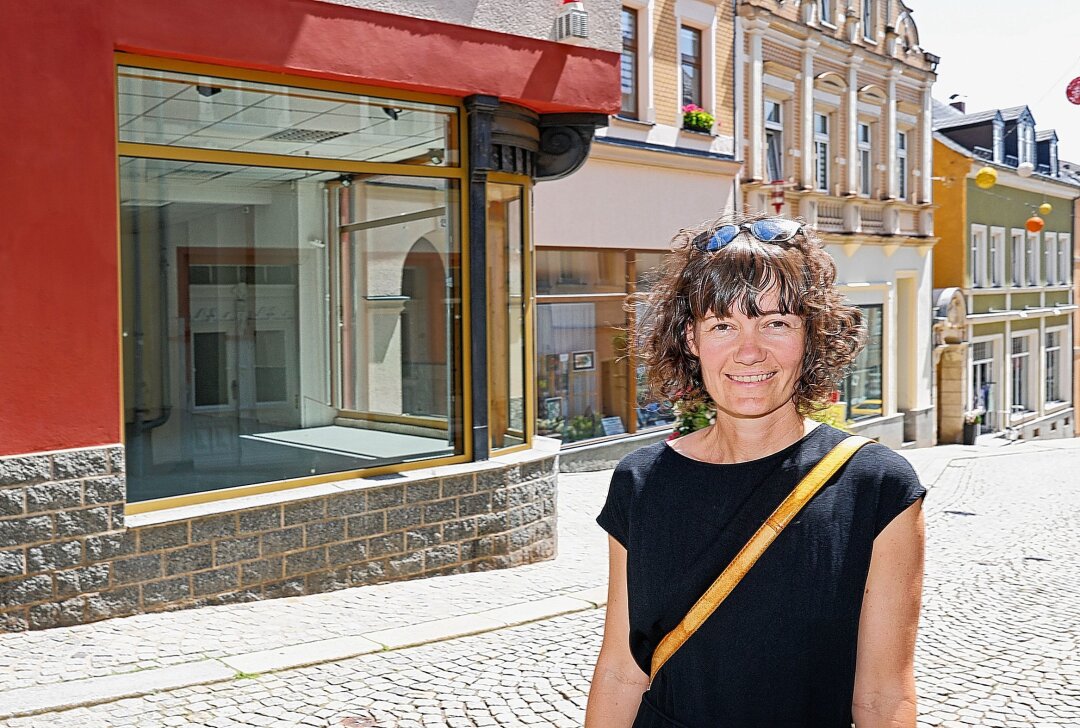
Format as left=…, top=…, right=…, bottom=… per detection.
left=1025, top=216, right=1045, bottom=233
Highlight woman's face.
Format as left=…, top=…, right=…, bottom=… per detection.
left=686, top=288, right=806, bottom=420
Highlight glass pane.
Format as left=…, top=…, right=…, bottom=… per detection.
left=487, top=183, right=527, bottom=450
left=766, top=130, right=783, bottom=182
left=536, top=250, right=625, bottom=294
left=635, top=252, right=668, bottom=291
left=193, top=332, right=228, bottom=407
left=118, top=66, right=458, bottom=166
left=120, top=158, right=461, bottom=503
left=680, top=26, right=701, bottom=58
left=536, top=299, right=630, bottom=443
left=844, top=305, right=883, bottom=421
left=681, top=65, right=701, bottom=108
left=338, top=176, right=461, bottom=426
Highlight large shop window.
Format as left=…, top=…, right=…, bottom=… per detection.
left=118, top=63, right=464, bottom=503
left=487, top=183, right=528, bottom=450
left=843, top=305, right=884, bottom=421
left=536, top=251, right=629, bottom=443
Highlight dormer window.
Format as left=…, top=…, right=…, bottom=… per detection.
left=992, top=120, right=1004, bottom=163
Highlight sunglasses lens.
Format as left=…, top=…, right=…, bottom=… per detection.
left=707, top=225, right=740, bottom=250
left=751, top=219, right=800, bottom=242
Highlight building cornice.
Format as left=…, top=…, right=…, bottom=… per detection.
left=591, top=136, right=742, bottom=174
left=736, top=5, right=936, bottom=79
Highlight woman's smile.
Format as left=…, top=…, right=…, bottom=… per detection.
left=725, top=371, right=777, bottom=384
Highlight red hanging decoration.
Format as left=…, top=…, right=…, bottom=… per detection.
left=1067, top=77, right=1080, bottom=105
left=769, top=181, right=786, bottom=214
left=1025, top=216, right=1045, bottom=233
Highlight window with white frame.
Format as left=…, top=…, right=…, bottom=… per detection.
left=819, top=0, right=833, bottom=25
left=857, top=122, right=872, bottom=196
left=620, top=7, right=639, bottom=118
left=1026, top=231, right=1040, bottom=285
left=1044, top=232, right=1058, bottom=284
left=765, top=99, right=785, bottom=182
left=1010, top=334, right=1032, bottom=415
left=1058, top=234, right=1071, bottom=284
left=680, top=25, right=703, bottom=108
left=862, top=0, right=875, bottom=40
left=1010, top=229, right=1025, bottom=286
left=989, top=227, right=1005, bottom=287
left=896, top=131, right=908, bottom=200
left=970, top=225, right=987, bottom=288
left=1045, top=329, right=1065, bottom=404
left=814, top=112, right=831, bottom=192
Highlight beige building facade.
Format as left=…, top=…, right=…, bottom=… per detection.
left=735, top=0, right=938, bottom=447
left=533, top=0, right=742, bottom=452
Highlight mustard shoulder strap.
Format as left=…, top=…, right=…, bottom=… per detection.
left=648, top=434, right=873, bottom=683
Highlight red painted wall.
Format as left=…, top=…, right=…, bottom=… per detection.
left=0, top=0, right=618, bottom=456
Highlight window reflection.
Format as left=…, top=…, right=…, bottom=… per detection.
left=487, top=183, right=527, bottom=450
left=844, top=304, right=883, bottom=420
left=120, top=158, right=462, bottom=502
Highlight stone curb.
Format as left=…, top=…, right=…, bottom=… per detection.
left=0, top=586, right=609, bottom=720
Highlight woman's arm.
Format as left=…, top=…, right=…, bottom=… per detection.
left=852, top=498, right=925, bottom=728
left=585, top=535, right=651, bottom=728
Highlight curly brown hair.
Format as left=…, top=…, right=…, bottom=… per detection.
left=632, top=212, right=865, bottom=414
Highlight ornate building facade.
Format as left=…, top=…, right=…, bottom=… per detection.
left=735, top=0, right=939, bottom=447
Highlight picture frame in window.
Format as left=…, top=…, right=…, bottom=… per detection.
left=572, top=351, right=595, bottom=371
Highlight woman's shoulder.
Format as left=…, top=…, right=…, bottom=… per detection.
left=613, top=440, right=670, bottom=477
left=850, top=439, right=919, bottom=481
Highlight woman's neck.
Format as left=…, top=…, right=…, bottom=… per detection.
left=696, top=405, right=814, bottom=464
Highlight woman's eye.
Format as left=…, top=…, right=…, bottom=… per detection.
left=766, top=320, right=789, bottom=328
left=711, top=322, right=732, bottom=331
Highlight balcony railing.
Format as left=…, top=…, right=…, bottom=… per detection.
left=860, top=205, right=884, bottom=234
left=817, top=202, right=844, bottom=231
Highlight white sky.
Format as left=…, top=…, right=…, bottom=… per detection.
left=911, top=1, right=1080, bottom=162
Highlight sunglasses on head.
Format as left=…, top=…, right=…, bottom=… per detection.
left=691, top=218, right=804, bottom=252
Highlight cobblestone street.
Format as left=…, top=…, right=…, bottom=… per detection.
left=2, top=442, right=1079, bottom=727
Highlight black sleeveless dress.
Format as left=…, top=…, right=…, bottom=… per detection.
left=595, top=424, right=926, bottom=728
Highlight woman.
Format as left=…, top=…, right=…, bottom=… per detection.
left=586, top=214, right=926, bottom=727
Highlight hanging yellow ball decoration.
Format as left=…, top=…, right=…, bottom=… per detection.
left=975, top=166, right=997, bottom=189
left=1039, top=202, right=1052, bottom=215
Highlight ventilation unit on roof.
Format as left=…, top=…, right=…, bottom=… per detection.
left=262, top=128, right=349, bottom=143
left=555, top=1, right=589, bottom=44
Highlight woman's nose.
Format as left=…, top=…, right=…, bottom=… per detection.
left=733, top=332, right=766, bottom=364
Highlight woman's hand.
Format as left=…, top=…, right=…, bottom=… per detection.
left=852, top=498, right=925, bottom=727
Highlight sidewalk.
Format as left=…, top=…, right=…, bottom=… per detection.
left=3, top=435, right=1079, bottom=721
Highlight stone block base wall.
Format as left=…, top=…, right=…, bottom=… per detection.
left=0, top=446, right=558, bottom=632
